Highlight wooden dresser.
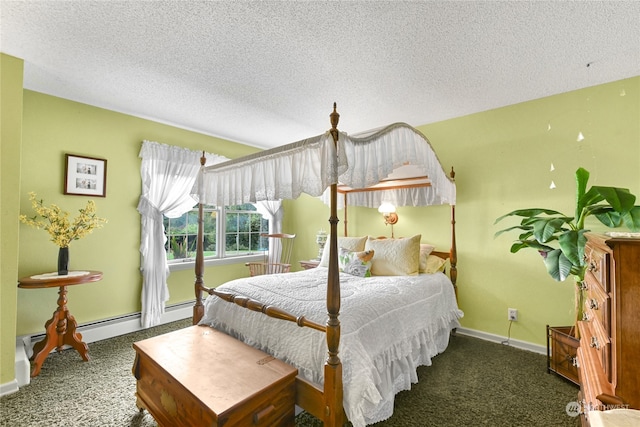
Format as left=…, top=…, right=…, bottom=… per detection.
left=577, top=233, right=640, bottom=425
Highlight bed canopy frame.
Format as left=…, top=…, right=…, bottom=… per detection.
left=191, top=104, right=457, bottom=426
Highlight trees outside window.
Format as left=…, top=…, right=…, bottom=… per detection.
left=164, top=203, right=268, bottom=263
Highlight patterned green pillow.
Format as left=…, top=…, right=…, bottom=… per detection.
left=338, top=248, right=374, bottom=277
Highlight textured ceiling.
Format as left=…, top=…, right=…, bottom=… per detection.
left=2, top=1, right=639, bottom=149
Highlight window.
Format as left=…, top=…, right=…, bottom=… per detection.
left=164, top=203, right=268, bottom=269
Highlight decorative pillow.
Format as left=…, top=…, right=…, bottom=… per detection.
left=423, top=254, right=447, bottom=274
left=338, top=248, right=374, bottom=277
left=365, top=234, right=421, bottom=276
left=318, top=236, right=368, bottom=267
left=418, top=243, right=435, bottom=273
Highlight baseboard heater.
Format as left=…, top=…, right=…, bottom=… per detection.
left=14, top=300, right=194, bottom=388
left=26, top=300, right=194, bottom=349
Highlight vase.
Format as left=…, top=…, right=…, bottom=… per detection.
left=58, top=247, right=69, bottom=275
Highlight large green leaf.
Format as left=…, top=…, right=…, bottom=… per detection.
left=622, top=206, right=640, bottom=231
left=494, top=208, right=565, bottom=224
left=592, top=186, right=635, bottom=212
left=518, top=230, right=534, bottom=241
left=510, top=239, right=553, bottom=253
left=494, top=224, right=532, bottom=238
left=543, top=249, right=574, bottom=282
left=575, top=168, right=590, bottom=219
left=532, top=217, right=571, bottom=243
left=579, top=187, right=605, bottom=210
left=594, top=210, right=623, bottom=228
left=558, top=230, right=587, bottom=266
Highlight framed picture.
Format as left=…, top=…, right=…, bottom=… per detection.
left=64, top=154, right=107, bottom=197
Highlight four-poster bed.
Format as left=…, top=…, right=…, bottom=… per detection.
left=133, top=105, right=461, bottom=427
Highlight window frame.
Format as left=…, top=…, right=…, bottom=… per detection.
left=164, top=203, right=268, bottom=272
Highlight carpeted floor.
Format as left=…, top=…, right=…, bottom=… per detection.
left=1, top=318, right=580, bottom=426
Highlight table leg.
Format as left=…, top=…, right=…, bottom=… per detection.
left=63, top=312, right=89, bottom=361
left=29, top=285, right=89, bottom=377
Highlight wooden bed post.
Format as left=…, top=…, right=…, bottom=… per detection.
left=343, top=193, right=348, bottom=236
left=449, top=167, right=458, bottom=297
left=193, top=152, right=207, bottom=324
left=324, top=103, right=344, bottom=427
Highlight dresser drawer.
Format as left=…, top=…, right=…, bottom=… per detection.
left=577, top=322, right=615, bottom=411
left=582, top=277, right=610, bottom=335
left=579, top=319, right=611, bottom=383
left=584, top=244, right=610, bottom=292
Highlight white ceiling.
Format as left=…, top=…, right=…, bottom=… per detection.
left=2, top=1, right=639, bottom=149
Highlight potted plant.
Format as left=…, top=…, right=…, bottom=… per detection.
left=494, top=167, right=640, bottom=330
left=19, top=191, right=107, bottom=275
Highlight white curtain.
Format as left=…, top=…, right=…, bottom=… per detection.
left=137, top=141, right=227, bottom=328
left=254, top=200, right=283, bottom=263
left=254, top=200, right=283, bottom=234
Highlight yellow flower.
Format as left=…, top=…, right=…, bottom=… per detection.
left=19, top=192, right=107, bottom=248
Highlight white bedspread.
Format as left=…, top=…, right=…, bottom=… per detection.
left=199, top=267, right=463, bottom=427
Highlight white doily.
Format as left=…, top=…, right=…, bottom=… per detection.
left=30, top=271, right=91, bottom=280
left=605, top=232, right=640, bottom=238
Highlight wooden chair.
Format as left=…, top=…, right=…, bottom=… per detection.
left=246, top=233, right=296, bottom=276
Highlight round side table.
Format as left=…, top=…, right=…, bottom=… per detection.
left=18, top=270, right=103, bottom=377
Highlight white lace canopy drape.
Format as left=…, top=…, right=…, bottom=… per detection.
left=138, top=141, right=228, bottom=327
left=195, top=123, right=455, bottom=208
left=193, top=132, right=346, bottom=206
left=325, top=123, right=456, bottom=208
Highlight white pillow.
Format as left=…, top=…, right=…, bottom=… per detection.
left=419, top=243, right=435, bottom=273
left=318, top=236, right=368, bottom=267
left=423, top=254, right=447, bottom=274
left=365, top=234, right=421, bottom=276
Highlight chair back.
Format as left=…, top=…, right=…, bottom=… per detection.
left=246, top=233, right=296, bottom=276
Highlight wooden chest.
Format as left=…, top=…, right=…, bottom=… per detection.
left=132, top=325, right=298, bottom=427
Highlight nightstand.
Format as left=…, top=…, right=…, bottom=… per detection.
left=299, top=260, right=320, bottom=270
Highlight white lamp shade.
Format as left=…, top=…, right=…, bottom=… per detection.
left=378, top=202, right=396, bottom=214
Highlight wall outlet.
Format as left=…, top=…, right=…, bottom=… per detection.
left=508, top=308, right=518, bottom=321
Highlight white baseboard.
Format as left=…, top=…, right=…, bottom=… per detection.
left=455, top=326, right=546, bottom=355
left=0, top=379, right=19, bottom=397
left=3, top=301, right=194, bottom=395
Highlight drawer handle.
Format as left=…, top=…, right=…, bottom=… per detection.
left=572, top=357, right=579, bottom=368
left=589, top=261, right=598, bottom=272
left=253, top=404, right=275, bottom=425
left=582, top=312, right=590, bottom=321
left=589, top=299, right=599, bottom=310
left=579, top=281, right=589, bottom=291
left=590, top=336, right=600, bottom=350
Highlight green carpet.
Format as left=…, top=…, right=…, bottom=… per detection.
left=1, top=319, right=580, bottom=426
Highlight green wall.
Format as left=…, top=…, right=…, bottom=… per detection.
left=417, top=77, right=639, bottom=344
left=15, top=90, right=260, bottom=337
left=2, top=51, right=638, bottom=388
left=1, top=54, right=24, bottom=386
left=287, top=76, right=640, bottom=346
